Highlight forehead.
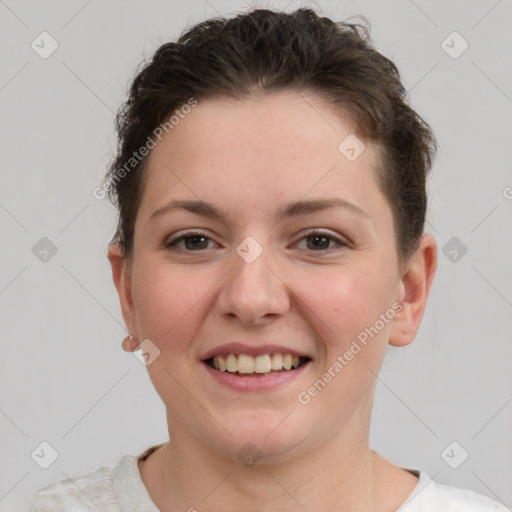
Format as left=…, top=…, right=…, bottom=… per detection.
left=148, top=90, right=367, bottom=165
left=139, top=90, right=386, bottom=222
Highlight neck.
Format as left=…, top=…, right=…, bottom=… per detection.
left=141, top=416, right=397, bottom=512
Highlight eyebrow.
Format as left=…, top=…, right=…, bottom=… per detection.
left=148, top=198, right=369, bottom=223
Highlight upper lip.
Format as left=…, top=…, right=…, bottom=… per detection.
left=199, top=342, right=313, bottom=361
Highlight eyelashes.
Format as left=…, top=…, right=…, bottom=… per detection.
left=164, top=231, right=215, bottom=251
left=294, top=229, right=348, bottom=252
left=164, top=228, right=349, bottom=253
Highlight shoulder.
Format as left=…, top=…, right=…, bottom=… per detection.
left=400, top=471, right=510, bottom=512
left=33, top=456, right=127, bottom=512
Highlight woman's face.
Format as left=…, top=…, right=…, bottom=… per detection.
left=110, top=90, right=431, bottom=463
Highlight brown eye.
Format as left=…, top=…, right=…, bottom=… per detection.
left=165, top=232, right=216, bottom=251
left=306, top=234, right=331, bottom=250
left=182, top=235, right=210, bottom=250
left=295, top=230, right=348, bottom=252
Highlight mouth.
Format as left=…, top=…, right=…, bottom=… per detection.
left=203, top=353, right=312, bottom=377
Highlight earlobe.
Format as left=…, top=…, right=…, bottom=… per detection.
left=388, top=234, right=437, bottom=347
left=107, top=243, right=137, bottom=335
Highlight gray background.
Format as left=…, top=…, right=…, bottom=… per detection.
left=1, top=0, right=511, bottom=510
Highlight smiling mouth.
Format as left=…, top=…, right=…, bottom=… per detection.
left=204, top=353, right=312, bottom=377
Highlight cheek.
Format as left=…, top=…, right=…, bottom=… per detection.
left=130, top=262, right=214, bottom=408
left=298, top=264, right=392, bottom=340
left=131, top=261, right=209, bottom=346
left=293, top=263, right=397, bottom=395
left=289, top=265, right=394, bottom=418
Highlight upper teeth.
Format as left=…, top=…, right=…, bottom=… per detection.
left=212, top=353, right=302, bottom=374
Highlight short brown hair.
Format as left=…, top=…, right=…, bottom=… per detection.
left=103, top=7, right=436, bottom=263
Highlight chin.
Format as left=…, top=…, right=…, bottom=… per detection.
left=206, top=411, right=312, bottom=465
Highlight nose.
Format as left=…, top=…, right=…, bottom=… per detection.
left=215, top=237, right=290, bottom=326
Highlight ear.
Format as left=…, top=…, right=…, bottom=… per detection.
left=388, top=234, right=437, bottom=347
left=107, top=243, right=138, bottom=338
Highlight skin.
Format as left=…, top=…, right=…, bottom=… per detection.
left=108, top=90, right=437, bottom=511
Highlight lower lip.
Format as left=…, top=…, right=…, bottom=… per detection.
left=202, top=360, right=311, bottom=391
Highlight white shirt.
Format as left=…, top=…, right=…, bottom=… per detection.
left=33, top=445, right=509, bottom=511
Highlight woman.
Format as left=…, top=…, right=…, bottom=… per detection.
left=33, top=7, right=508, bottom=511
